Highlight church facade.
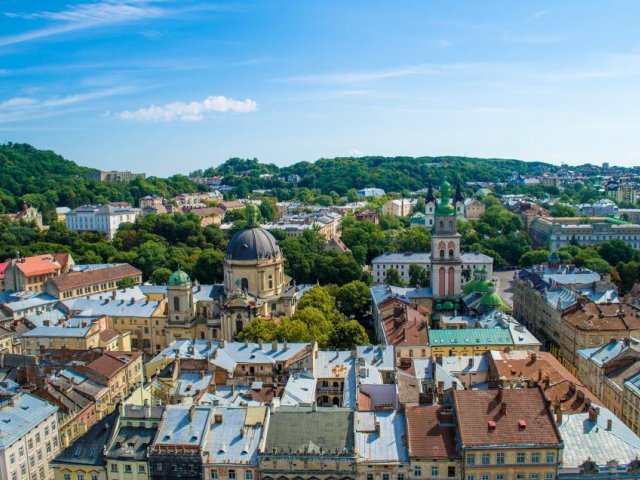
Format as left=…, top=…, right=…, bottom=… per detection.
left=164, top=205, right=300, bottom=344
left=430, top=180, right=463, bottom=298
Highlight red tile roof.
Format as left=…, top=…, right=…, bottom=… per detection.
left=358, top=391, right=372, bottom=411
left=99, top=329, right=120, bottom=343
left=13, top=255, right=62, bottom=277
left=454, top=388, right=561, bottom=448
left=0, top=261, right=8, bottom=280
left=406, top=405, right=457, bottom=460
left=48, top=264, right=141, bottom=292
left=489, top=351, right=600, bottom=413
left=562, top=301, right=640, bottom=332
left=380, top=298, right=429, bottom=346
left=85, top=351, right=140, bottom=379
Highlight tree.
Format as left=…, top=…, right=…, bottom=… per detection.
left=134, top=240, right=168, bottom=278
left=116, top=277, right=137, bottom=289
left=149, top=267, right=172, bottom=285
left=598, top=239, right=636, bottom=266
left=336, top=281, right=371, bottom=319
left=616, top=261, right=640, bottom=293
left=584, top=257, right=612, bottom=275
left=292, top=306, right=333, bottom=347
left=274, top=317, right=311, bottom=342
left=394, top=228, right=430, bottom=252
left=238, top=318, right=275, bottom=342
left=408, top=264, right=429, bottom=287
left=385, top=268, right=406, bottom=287
left=519, top=249, right=551, bottom=268
left=259, top=200, right=278, bottom=222
left=550, top=204, right=577, bottom=217
left=193, top=249, right=224, bottom=284
left=297, top=287, right=338, bottom=318
left=327, top=320, right=370, bottom=349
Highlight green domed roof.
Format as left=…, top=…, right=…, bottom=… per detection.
left=168, top=269, right=191, bottom=286
left=480, top=291, right=504, bottom=307
left=463, top=279, right=492, bottom=294
left=436, top=179, right=456, bottom=216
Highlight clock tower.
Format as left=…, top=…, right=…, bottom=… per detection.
left=430, top=179, right=463, bottom=297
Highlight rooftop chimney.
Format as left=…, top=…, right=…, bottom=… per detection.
left=606, top=418, right=612, bottom=431
left=555, top=407, right=563, bottom=425
left=588, top=406, right=599, bottom=422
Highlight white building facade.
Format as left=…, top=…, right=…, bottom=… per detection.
left=66, top=204, right=140, bottom=240
left=0, top=393, right=60, bottom=480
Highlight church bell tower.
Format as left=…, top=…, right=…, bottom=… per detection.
left=430, top=179, right=463, bottom=297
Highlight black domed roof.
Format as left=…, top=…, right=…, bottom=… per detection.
left=226, top=226, right=281, bottom=261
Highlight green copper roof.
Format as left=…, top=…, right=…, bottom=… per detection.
left=168, top=269, right=191, bottom=286
left=463, top=279, right=492, bottom=294
left=480, top=291, right=504, bottom=307
left=436, top=179, right=456, bottom=216
left=428, top=328, right=512, bottom=346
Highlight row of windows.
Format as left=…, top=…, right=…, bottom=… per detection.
left=63, top=473, right=99, bottom=480
left=367, top=474, right=405, bottom=480
left=211, top=469, right=253, bottom=480
left=414, top=466, right=456, bottom=477
left=9, top=466, right=46, bottom=480
left=466, top=451, right=555, bottom=465
left=110, top=464, right=146, bottom=473
left=467, top=475, right=553, bottom=480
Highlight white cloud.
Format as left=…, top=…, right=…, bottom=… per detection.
left=349, top=148, right=363, bottom=156
left=436, top=39, right=451, bottom=48
left=0, top=87, right=133, bottom=123
left=278, top=63, right=481, bottom=84
left=0, top=97, right=38, bottom=108
left=503, top=33, right=564, bottom=45
left=118, top=95, right=258, bottom=121
left=0, top=1, right=166, bottom=47
left=533, top=10, right=547, bottom=19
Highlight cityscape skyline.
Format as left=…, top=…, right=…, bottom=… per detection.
left=2, top=1, right=640, bottom=175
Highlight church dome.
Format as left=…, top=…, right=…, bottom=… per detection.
left=168, top=269, right=191, bottom=286
left=463, top=279, right=492, bottom=294
left=226, top=226, right=281, bottom=261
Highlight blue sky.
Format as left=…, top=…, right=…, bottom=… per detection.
left=1, top=1, right=640, bottom=175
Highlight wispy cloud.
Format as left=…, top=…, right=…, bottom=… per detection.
left=278, top=63, right=480, bottom=84
left=0, top=86, right=133, bottom=123
left=532, top=10, right=547, bottom=19
left=436, top=39, right=451, bottom=49
left=0, top=1, right=166, bottom=47
left=502, top=33, right=564, bottom=45
left=118, top=95, right=258, bottom=121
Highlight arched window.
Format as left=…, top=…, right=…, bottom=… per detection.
left=173, top=296, right=180, bottom=311
left=449, top=249, right=454, bottom=259
left=235, top=317, right=243, bottom=334
left=241, top=278, right=249, bottom=291
left=440, top=249, right=445, bottom=259
left=439, top=220, right=444, bottom=228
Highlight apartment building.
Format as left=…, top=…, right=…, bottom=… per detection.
left=66, top=204, right=140, bottom=240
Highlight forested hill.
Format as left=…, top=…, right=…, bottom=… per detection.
left=0, top=143, right=556, bottom=217
left=0, top=143, right=202, bottom=219
left=197, top=155, right=556, bottom=196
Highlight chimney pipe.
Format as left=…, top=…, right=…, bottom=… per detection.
left=606, top=418, right=612, bottom=431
